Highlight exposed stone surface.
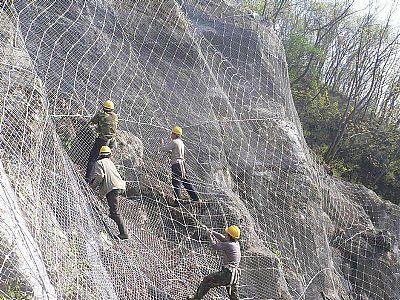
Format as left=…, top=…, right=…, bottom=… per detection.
left=0, top=1, right=399, bottom=300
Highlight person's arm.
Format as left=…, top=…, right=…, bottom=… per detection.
left=211, top=230, right=228, bottom=242
left=112, top=113, right=118, bottom=131
left=90, top=162, right=104, bottom=189
left=160, top=140, right=175, bottom=152
left=209, top=233, right=226, bottom=250
left=89, top=111, right=99, bottom=125
left=208, top=230, right=228, bottom=250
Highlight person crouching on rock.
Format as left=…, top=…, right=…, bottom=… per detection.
left=85, top=100, right=118, bottom=182
left=187, top=225, right=241, bottom=300
left=90, top=146, right=128, bottom=240
left=160, top=126, right=200, bottom=203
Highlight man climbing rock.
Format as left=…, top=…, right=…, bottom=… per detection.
left=90, top=146, right=128, bottom=240
left=85, top=100, right=118, bottom=182
left=187, top=225, right=241, bottom=300
left=160, top=126, right=200, bottom=202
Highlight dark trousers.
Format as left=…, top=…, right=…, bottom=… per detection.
left=85, top=137, right=110, bottom=181
left=106, top=189, right=126, bottom=235
left=171, top=163, right=199, bottom=201
left=194, top=268, right=239, bottom=300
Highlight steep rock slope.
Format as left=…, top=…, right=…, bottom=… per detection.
left=0, top=1, right=399, bottom=299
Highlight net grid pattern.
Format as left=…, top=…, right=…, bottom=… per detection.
left=0, top=1, right=399, bottom=300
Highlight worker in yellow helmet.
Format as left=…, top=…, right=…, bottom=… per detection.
left=187, top=225, right=241, bottom=300
left=90, top=146, right=128, bottom=240
left=160, top=126, right=200, bottom=203
left=85, top=100, right=118, bottom=182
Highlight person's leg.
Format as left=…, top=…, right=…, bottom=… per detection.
left=226, top=284, right=240, bottom=300
left=107, top=138, right=116, bottom=149
left=171, top=163, right=182, bottom=199
left=193, top=269, right=231, bottom=299
left=85, top=138, right=107, bottom=181
left=179, top=162, right=199, bottom=201
left=106, top=189, right=127, bottom=236
left=182, top=178, right=199, bottom=201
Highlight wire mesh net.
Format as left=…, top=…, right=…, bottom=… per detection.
left=0, top=1, right=399, bottom=299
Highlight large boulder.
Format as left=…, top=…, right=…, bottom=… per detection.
left=0, top=1, right=399, bottom=299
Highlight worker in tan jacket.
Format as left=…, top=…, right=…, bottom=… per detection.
left=90, top=145, right=128, bottom=240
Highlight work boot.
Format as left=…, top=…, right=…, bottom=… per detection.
left=118, top=233, right=129, bottom=240
left=115, top=218, right=128, bottom=239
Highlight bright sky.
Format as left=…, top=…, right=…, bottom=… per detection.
left=353, top=0, right=400, bottom=28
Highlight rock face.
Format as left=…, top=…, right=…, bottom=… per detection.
left=0, top=1, right=399, bottom=300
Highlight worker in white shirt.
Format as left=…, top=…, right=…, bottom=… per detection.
left=160, top=126, right=200, bottom=202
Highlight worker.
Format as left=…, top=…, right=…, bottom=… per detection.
left=90, top=146, right=128, bottom=240
left=160, top=126, right=200, bottom=202
left=85, top=100, right=118, bottom=182
left=187, top=225, right=241, bottom=300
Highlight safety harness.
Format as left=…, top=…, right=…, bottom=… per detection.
left=178, top=160, right=187, bottom=178
left=226, top=267, right=240, bottom=295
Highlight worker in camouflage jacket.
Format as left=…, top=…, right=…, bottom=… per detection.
left=85, top=100, right=118, bottom=181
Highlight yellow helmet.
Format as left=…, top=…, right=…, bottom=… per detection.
left=172, top=126, right=183, bottom=136
left=103, top=100, right=114, bottom=110
left=225, top=225, right=240, bottom=239
left=99, top=145, right=111, bottom=155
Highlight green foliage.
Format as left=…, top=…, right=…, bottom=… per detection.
left=244, top=0, right=400, bottom=205
left=292, top=74, right=400, bottom=204
left=293, top=74, right=400, bottom=204
left=284, top=34, right=326, bottom=81
left=336, top=122, right=400, bottom=204
left=292, top=76, right=400, bottom=204
left=292, top=82, right=340, bottom=155
left=0, top=278, right=33, bottom=300
left=241, top=0, right=265, bottom=14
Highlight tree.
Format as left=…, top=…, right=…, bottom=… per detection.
left=245, top=0, right=400, bottom=204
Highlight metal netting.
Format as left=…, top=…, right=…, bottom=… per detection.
left=0, top=1, right=399, bottom=299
